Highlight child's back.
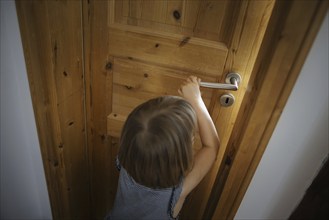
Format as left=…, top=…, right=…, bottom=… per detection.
left=109, top=159, right=183, bottom=219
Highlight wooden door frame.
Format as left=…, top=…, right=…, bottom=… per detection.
left=206, top=0, right=328, bottom=219
left=15, top=0, right=328, bottom=219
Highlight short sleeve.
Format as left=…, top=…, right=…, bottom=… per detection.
left=115, top=156, right=121, bottom=171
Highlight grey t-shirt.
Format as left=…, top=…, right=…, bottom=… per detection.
left=106, top=159, right=183, bottom=220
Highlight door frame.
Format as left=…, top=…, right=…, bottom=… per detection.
left=206, top=0, right=328, bottom=219
left=15, top=0, right=328, bottom=219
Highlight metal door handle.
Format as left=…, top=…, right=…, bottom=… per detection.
left=200, top=73, right=242, bottom=91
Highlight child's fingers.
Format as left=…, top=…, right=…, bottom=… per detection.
left=190, top=76, right=201, bottom=86
left=186, top=76, right=193, bottom=83
left=180, top=76, right=200, bottom=93
left=178, top=87, right=182, bottom=95
left=187, top=75, right=199, bottom=84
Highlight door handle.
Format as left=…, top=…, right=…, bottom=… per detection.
left=200, top=73, right=242, bottom=91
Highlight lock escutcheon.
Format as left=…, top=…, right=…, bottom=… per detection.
left=219, top=93, right=235, bottom=107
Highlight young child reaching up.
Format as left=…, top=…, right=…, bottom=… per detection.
left=106, top=76, right=220, bottom=220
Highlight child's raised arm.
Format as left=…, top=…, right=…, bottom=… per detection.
left=174, top=76, right=220, bottom=216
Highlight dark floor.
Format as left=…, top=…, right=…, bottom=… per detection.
left=289, top=158, right=329, bottom=220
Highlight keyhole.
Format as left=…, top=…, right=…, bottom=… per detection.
left=220, top=93, right=235, bottom=107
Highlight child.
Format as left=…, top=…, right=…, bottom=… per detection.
left=106, top=76, right=220, bottom=219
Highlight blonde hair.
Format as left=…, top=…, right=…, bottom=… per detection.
left=118, top=96, right=196, bottom=189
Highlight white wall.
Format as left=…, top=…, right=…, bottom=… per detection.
left=0, top=1, right=52, bottom=219
left=235, top=12, right=329, bottom=220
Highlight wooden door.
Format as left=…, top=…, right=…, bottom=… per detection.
left=84, top=0, right=274, bottom=219
left=16, top=0, right=327, bottom=219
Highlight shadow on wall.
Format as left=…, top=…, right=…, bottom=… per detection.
left=268, top=109, right=329, bottom=218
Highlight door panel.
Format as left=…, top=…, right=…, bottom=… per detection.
left=111, top=0, right=238, bottom=42
left=91, top=0, right=273, bottom=219
left=107, top=28, right=227, bottom=75
left=105, top=0, right=233, bottom=139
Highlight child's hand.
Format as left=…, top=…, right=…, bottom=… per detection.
left=178, top=76, right=202, bottom=105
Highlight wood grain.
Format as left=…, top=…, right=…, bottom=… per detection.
left=83, top=0, right=115, bottom=219
left=111, top=0, right=238, bottom=42
left=106, top=28, right=227, bottom=76
left=16, top=1, right=90, bottom=219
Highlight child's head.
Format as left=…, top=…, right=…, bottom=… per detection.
left=118, top=96, right=196, bottom=189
